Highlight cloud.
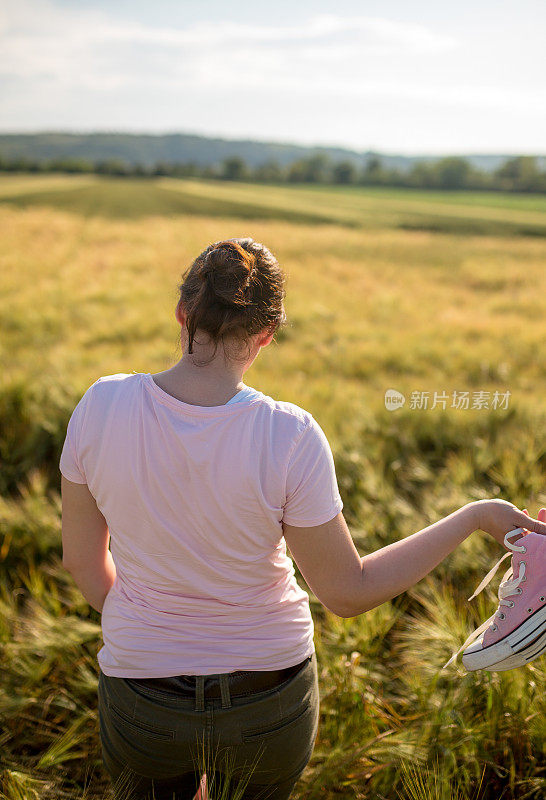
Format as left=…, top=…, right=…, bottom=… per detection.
left=1, top=0, right=542, bottom=121
left=1, top=1, right=458, bottom=93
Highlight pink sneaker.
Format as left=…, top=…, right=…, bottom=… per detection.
left=443, top=527, right=546, bottom=671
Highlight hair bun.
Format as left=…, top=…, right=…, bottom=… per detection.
left=200, top=240, right=257, bottom=306
left=178, top=236, right=286, bottom=358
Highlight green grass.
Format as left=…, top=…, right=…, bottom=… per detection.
left=1, top=173, right=546, bottom=235
left=0, top=175, right=332, bottom=225
left=1, top=175, right=546, bottom=799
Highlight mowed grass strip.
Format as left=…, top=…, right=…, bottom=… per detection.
left=163, top=177, right=546, bottom=230
left=0, top=174, right=336, bottom=225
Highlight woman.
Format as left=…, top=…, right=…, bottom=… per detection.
left=59, top=237, right=546, bottom=800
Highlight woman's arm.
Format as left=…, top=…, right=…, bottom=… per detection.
left=346, top=502, right=477, bottom=616
left=61, top=476, right=117, bottom=614
left=283, top=500, right=546, bottom=619
left=65, top=551, right=117, bottom=614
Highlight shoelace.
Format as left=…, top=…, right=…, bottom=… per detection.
left=442, top=527, right=528, bottom=669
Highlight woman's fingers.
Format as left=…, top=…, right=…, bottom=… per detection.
left=519, top=507, right=546, bottom=535
left=516, top=511, right=546, bottom=536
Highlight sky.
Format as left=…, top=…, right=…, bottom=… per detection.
left=1, top=0, right=545, bottom=155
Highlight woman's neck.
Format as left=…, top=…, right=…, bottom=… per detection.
left=151, top=364, right=246, bottom=407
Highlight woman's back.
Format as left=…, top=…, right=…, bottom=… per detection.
left=60, top=371, right=343, bottom=678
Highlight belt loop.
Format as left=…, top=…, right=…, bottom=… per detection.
left=195, top=676, right=205, bottom=712
left=219, top=674, right=231, bottom=709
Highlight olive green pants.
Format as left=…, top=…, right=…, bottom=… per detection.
left=97, top=652, right=320, bottom=800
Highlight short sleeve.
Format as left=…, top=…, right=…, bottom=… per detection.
left=59, top=387, right=94, bottom=484
left=282, top=415, right=344, bottom=527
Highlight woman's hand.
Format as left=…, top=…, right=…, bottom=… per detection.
left=471, top=499, right=546, bottom=546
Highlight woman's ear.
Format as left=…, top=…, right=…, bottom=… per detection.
left=259, top=328, right=275, bottom=348
left=175, top=301, right=187, bottom=327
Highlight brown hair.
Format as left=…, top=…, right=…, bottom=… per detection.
left=177, top=237, right=287, bottom=366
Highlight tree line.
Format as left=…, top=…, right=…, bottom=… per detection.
left=1, top=152, right=545, bottom=193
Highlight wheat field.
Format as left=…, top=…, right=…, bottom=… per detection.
left=1, top=174, right=546, bottom=800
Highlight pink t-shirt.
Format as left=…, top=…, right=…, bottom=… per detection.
left=59, top=372, right=344, bottom=677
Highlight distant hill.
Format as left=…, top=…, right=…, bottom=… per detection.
left=0, top=132, right=544, bottom=173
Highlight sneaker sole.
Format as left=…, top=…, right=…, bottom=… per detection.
left=462, top=603, right=546, bottom=671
